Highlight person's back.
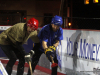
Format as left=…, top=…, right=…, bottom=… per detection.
left=0, top=23, right=25, bottom=45
left=0, top=22, right=39, bottom=45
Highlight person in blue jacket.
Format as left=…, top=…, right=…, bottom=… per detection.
left=27, top=15, right=63, bottom=75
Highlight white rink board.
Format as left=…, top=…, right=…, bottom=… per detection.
left=58, top=29, right=100, bottom=75
left=0, top=26, right=11, bottom=30
left=0, top=61, right=8, bottom=75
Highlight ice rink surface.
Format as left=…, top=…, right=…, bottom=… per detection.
left=3, top=64, right=50, bottom=75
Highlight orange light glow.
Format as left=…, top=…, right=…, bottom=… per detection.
left=68, top=23, right=71, bottom=26
left=93, top=0, right=99, bottom=3
left=84, top=0, right=89, bottom=4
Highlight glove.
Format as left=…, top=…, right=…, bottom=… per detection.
left=25, top=53, right=31, bottom=64
left=48, top=46, right=56, bottom=51
left=45, top=47, right=55, bottom=62
left=29, top=50, right=35, bottom=58
left=45, top=46, right=56, bottom=54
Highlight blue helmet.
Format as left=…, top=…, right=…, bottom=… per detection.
left=51, top=15, right=63, bottom=26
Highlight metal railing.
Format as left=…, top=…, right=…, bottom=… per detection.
left=0, top=14, right=100, bottom=30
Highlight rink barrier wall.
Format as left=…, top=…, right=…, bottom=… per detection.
left=0, top=59, right=65, bottom=75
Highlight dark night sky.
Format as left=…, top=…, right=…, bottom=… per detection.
left=72, top=0, right=100, bottom=30
left=73, top=0, right=100, bottom=18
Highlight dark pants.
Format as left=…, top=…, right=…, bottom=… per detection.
left=27, top=44, right=58, bottom=75
left=0, top=45, right=25, bottom=75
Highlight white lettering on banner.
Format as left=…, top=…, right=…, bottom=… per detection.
left=66, top=37, right=100, bottom=61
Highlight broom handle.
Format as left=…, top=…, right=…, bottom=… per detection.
left=50, top=55, right=54, bottom=63
left=29, top=61, right=32, bottom=75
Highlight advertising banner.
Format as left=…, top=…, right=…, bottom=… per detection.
left=61, top=29, right=100, bottom=75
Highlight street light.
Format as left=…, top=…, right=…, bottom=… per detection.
left=93, top=0, right=99, bottom=3
left=68, top=22, right=71, bottom=26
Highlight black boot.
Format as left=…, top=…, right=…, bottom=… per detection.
left=16, top=58, right=25, bottom=75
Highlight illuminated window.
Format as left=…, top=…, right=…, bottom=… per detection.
left=84, top=0, right=89, bottom=4
left=93, top=0, right=99, bottom=3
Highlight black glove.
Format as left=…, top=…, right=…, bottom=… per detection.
left=45, top=46, right=56, bottom=62
left=25, top=53, right=31, bottom=64
left=25, top=50, right=35, bottom=64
